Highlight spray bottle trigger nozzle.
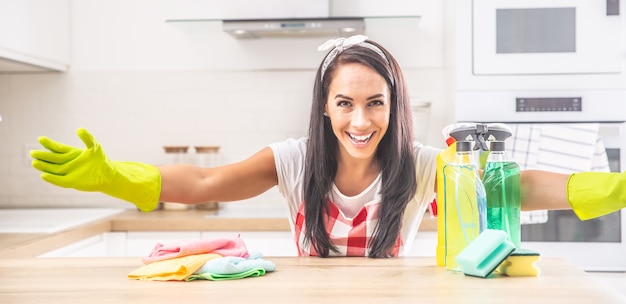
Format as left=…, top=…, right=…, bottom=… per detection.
left=470, top=126, right=489, bottom=151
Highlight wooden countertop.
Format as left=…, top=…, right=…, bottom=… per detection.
left=0, top=209, right=623, bottom=302
left=0, top=256, right=624, bottom=303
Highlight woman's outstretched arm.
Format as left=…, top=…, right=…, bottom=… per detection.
left=519, top=170, right=571, bottom=211
left=159, top=147, right=278, bottom=204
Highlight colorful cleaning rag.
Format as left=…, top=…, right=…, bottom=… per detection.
left=186, top=268, right=266, bottom=281
left=128, top=253, right=222, bottom=281
left=186, top=252, right=276, bottom=281
left=142, top=236, right=249, bottom=264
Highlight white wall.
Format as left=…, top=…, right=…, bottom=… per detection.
left=0, top=0, right=453, bottom=208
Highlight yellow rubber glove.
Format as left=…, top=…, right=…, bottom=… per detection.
left=567, top=172, right=626, bottom=220
left=30, top=128, right=161, bottom=212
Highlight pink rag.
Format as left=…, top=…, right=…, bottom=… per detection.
left=142, top=236, right=249, bottom=264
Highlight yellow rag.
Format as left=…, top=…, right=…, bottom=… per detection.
left=128, top=253, right=221, bottom=281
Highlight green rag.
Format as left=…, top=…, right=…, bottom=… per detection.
left=185, top=267, right=266, bottom=281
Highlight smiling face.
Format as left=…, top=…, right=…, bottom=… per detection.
left=325, top=63, right=391, bottom=162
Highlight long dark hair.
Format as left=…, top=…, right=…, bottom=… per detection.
left=303, top=40, right=417, bottom=258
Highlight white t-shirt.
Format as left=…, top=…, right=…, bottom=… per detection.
left=269, top=137, right=439, bottom=256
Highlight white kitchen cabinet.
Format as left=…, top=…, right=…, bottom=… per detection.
left=406, top=231, right=437, bottom=257
left=39, top=231, right=298, bottom=258
left=39, top=231, right=435, bottom=258
left=124, top=231, right=297, bottom=257
left=125, top=231, right=205, bottom=257
left=201, top=231, right=298, bottom=256
left=38, top=232, right=128, bottom=258
left=0, top=0, right=70, bottom=72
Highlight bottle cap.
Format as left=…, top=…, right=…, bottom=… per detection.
left=456, top=141, right=472, bottom=152
left=490, top=141, right=506, bottom=152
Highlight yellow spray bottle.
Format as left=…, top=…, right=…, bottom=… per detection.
left=438, top=123, right=488, bottom=271
left=443, top=140, right=487, bottom=271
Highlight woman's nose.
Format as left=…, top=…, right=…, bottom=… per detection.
left=351, top=107, right=370, bottom=128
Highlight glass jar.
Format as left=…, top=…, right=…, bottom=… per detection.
left=194, top=146, right=221, bottom=210
left=163, top=146, right=190, bottom=165
left=161, top=146, right=190, bottom=211
left=195, top=146, right=220, bottom=167
left=411, top=101, right=431, bottom=142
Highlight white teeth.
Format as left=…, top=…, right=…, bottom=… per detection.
left=349, top=132, right=373, bottom=142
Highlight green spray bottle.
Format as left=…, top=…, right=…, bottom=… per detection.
left=482, top=124, right=521, bottom=248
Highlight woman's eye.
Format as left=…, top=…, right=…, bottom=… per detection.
left=369, top=100, right=384, bottom=106
left=337, top=100, right=351, bottom=107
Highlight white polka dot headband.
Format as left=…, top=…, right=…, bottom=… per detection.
left=317, top=35, right=390, bottom=82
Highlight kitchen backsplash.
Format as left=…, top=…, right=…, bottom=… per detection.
left=0, top=67, right=446, bottom=209
left=0, top=70, right=307, bottom=209
left=0, top=0, right=449, bottom=209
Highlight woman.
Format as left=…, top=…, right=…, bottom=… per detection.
left=30, top=36, right=625, bottom=258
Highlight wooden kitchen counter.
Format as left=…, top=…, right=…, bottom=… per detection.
left=0, top=256, right=623, bottom=303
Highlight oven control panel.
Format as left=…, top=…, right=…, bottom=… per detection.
left=516, top=97, right=582, bottom=112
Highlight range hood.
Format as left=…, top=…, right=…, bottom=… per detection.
left=165, top=1, right=421, bottom=40
left=222, top=17, right=365, bottom=39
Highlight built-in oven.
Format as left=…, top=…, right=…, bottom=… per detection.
left=512, top=121, right=626, bottom=271
left=455, top=94, right=626, bottom=271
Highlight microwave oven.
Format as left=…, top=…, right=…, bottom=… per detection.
left=472, top=0, right=623, bottom=76
left=455, top=0, right=626, bottom=91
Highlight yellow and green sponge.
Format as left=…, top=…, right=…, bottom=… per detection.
left=499, top=248, right=541, bottom=277
left=455, top=229, right=541, bottom=278
left=455, top=229, right=516, bottom=278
